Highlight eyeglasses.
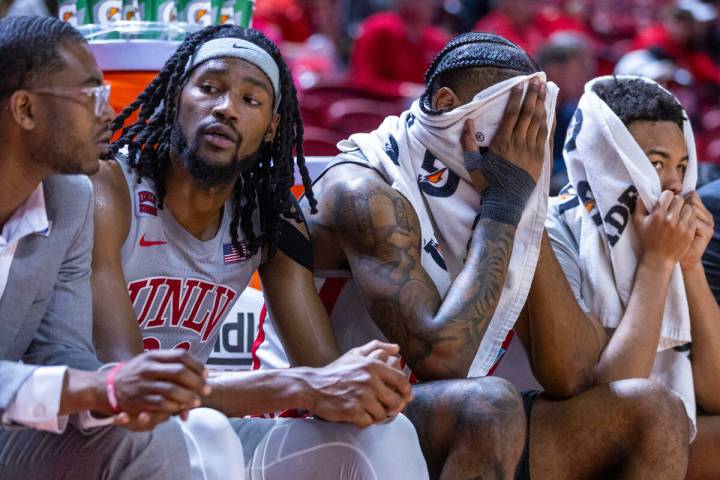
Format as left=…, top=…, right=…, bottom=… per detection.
left=29, top=84, right=111, bottom=117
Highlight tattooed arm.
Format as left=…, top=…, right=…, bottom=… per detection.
left=311, top=81, right=548, bottom=381
left=313, top=171, right=513, bottom=380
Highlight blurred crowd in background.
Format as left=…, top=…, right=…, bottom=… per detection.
left=257, top=0, right=720, bottom=190
left=5, top=0, right=720, bottom=189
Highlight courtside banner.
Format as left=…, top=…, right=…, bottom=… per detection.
left=206, top=287, right=263, bottom=371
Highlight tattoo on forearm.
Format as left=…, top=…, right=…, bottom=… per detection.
left=332, top=181, right=516, bottom=376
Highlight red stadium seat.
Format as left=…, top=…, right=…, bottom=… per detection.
left=702, top=108, right=720, bottom=132
left=325, top=98, right=404, bottom=135
left=703, top=135, right=720, bottom=164
left=302, top=126, right=345, bottom=156
left=299, top=79, right=405, bottom=129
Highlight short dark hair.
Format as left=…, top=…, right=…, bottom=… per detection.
left=592, top=77, right=684, bottom=129
left=422, top=32, right=538, bottom=112
left=0, top=15, right=86, bottom=100
left=111, top=25, right=315, bottom=260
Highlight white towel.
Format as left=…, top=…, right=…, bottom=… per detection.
left=338, top=73, right=557, bottom=376
left=565, top=75, right=697, bottom=438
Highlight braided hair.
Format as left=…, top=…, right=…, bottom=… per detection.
left=110, top=25, right=316, bottom=260
left=420, top=32, right=539, bottom=113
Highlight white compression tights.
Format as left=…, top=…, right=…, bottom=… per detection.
left=181, top=409, right=429, bottom=480
left=248, top=415, right=429, bottom=480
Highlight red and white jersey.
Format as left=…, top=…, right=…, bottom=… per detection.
left=118, top=156, right=261, bottom=363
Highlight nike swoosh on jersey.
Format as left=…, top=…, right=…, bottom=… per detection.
left=139, top=235, right=167, bottom=247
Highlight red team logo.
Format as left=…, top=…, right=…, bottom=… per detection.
left=138, top=190, right=158, bottom=216
left=128, top=276, right=238, bottom=350
left=139, top=234, right=167, bottom=247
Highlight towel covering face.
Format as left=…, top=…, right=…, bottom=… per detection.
left=562, top=75, right=697, bottom=439
left=338, top=73, right=558, bottom=376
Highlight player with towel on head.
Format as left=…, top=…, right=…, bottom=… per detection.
left=253, top=32, right=691, bottom=479
left=548, top=76, right=720, bottom=479
left=90, top=24, right=429, bottom=479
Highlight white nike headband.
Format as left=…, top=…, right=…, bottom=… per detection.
left=185, top=37, right=282, bottom=112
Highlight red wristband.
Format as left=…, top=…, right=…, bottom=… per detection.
left=106, top=362, right=126, bottom=414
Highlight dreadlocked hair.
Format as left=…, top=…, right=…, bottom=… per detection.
left=109, top=25, right=316, bottom=260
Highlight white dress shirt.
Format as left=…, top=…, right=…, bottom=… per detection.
left=0, top=183, right=49, bottom=300
left=1, top=184, right=111, bottom=432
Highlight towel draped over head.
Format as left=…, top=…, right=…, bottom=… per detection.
left=564, top=75, right=698, bottom=439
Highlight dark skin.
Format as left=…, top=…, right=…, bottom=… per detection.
left=511, top=119, right=700, bottom=479
left=280, top=77, right=548, bottom=479
left=308, top=80, right=548, bottom=381
left=0, top=42, right=108, bottom=225
left=511, top=234, right=689, bottom=479
left=280, top=70, right=688, bottom=478
left=0, top=41, right=209, bottom=432
left=92, top=58, right=282, bottom=363
left=564, top=119, right=720, bottom=480
left=322, top=172, right=514, bottom=378
left=91, top=56, right=413, bottom=428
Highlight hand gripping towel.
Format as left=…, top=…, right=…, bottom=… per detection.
left=564, top=75, right=697, bottom=438
left=337, top=72, right=558, bottom=376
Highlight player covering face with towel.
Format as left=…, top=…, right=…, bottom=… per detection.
left=254, top=33, right=690, bottom=479
left=547, top=76, right=720, bottom=479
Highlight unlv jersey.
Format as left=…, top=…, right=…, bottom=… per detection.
left=117, top=156, right=261, bottom=363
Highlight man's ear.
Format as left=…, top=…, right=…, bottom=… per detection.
left=8, top=90, right=37, bottom=131
left=431, top=87, right=462, bottom=112
left=263, top=113, right=281, bottom=143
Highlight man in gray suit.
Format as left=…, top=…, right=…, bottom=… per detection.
left=0, top=15, right=210, bottom=479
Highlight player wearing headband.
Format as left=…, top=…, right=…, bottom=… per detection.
left=254, top=32, right=691, bottom=479
left=90, top=25, right=429, bottom=479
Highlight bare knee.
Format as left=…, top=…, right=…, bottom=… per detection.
left=608, top=378, right=689, bottom=441
left=406, top=378, right=525, bottom=478
left=450, top=377, right=525, bottom=458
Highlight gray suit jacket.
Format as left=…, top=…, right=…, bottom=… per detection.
left=0, top=174, right=102, bottom=414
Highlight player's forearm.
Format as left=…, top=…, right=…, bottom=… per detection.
left=92, top=280, right=144, bottom=363
left=59, top=369, right=110, bottom=416
left=94, top=321, right=144, bottom=363
left=204, top=368, right=310, bottom=417
left=525, top=233, right=607, bottom=397
left=594, top=257, right=673, bottom=384
left=416, top=218, right=517, bottom=379
left=683, top=263, right=720, bottom=413
left=415, top=144, right=540, bottom=378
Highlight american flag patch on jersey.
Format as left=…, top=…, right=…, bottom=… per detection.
left=223, top=242, right=250, bottom=264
